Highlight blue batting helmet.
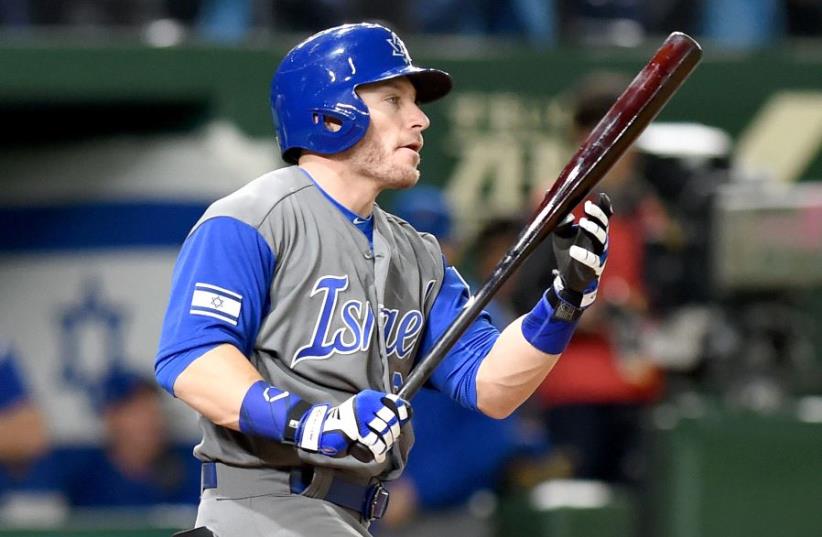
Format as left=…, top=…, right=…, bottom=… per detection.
left=271, top=23, right=453, bottom=164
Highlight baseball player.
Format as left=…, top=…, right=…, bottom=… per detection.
left=156, top=23, right=612, bottom=537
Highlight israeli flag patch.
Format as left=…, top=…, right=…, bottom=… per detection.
left=190, top=282, right=243, bottom=326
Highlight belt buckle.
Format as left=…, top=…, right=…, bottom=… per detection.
left=366, top=483, right=390, bottom=521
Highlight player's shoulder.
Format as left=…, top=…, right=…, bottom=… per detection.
left=197, top=166, right=311, bottom=230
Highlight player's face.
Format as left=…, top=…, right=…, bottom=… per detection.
left=349, top=77, right=430, bottom=189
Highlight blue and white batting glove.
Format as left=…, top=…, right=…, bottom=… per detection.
left=295, top=390, right=411, bottom=463
left=550, top=193, right=612, bottom=311
left=522, top=193, right=612, bottom=354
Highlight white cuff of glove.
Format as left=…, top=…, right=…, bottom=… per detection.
left=298, top=404, right=330, bottom=452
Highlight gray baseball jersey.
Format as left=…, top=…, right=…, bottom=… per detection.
left=158, top=166, right=445, bottom=481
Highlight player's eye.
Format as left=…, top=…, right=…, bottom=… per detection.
left=385, top=95, right=401, bottom=107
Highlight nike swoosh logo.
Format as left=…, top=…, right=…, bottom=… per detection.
left=353, top=218, right=367, bottom=224
left=263, top=388, right=290, bottom=403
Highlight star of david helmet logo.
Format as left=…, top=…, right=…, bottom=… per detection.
left=386, top=32, right=411, bottom=64
left=210, top=295, right=224, bottom=308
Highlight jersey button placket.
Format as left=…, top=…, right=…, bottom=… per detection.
left=368, top=243, right=393, bottom=393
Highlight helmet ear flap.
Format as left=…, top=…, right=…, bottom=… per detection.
left=293, top=107, right=368, bottom=161
left=311, top=109, right=357, bottom=136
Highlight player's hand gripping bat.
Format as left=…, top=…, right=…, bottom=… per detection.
left=351, top=32, right=702, bottom=463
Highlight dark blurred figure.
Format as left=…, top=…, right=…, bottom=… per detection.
left=466, top=217, right=523, bottom=326
left=640, top=0, right=699, bottom=37
left=0, top=0, right=29, bottom=27
left=785, top=0, right=822, bottom=36
left=410, top=0, right=556, bottom=45
left=558, top=0, right=645, bottom=46
left=22, top=369, right=199, bottom=507
left=513, top=72, right=682, bottom=485
left=700, top=0, right=785, bottom=49
left=26, top=0, right=160, bottom=27
left=0, top=342, right=49, bottom=500
left=271, top=1, right=414, bottom=34
left=195, top=0, right=252, bottom=42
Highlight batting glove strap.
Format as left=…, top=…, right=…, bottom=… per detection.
left=521, top=290, right=580, bottom=355
left=547, top=282, right=585, bottom=322
left=296, top=403, right=335, bottom=453
left=550, top=272, right=598, bottom=317
left=283, top=399, right=313, bottom=445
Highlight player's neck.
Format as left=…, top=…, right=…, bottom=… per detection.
left=298, top=158, right=378, bottom=217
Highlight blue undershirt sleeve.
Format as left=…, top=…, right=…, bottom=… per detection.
left=417, top=264, right=500, bottom=411
left=154, top=216, right=275, bottom=395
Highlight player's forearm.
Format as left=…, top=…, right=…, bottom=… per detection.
left=173, top=343, right=263, bottom=430
left=475, top=317, right=559, bottom=419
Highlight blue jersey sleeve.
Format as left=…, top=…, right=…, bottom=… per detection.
left=0, top=346, right=28, bottom=410
left=155, top=216, right=276, bottom=395
left=417, top=265, right=500, bottom=411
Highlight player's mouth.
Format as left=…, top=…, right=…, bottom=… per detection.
left=399, top=140, right=423, bottom=153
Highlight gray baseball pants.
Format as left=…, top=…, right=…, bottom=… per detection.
left=193, top=463, right=373, bottom=537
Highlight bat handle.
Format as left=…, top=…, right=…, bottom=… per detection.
left=350, top=443, right=374, bottom=463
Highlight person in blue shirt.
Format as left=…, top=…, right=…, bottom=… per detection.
left=21, top=369, right=199, bottom=508
left=0, top=342, right=49, bottom=498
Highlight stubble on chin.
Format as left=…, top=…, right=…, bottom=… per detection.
left=350, top=138, right=420, bottom=190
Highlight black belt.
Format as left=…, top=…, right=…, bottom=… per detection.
left=200, top=462, right=389, bottom=522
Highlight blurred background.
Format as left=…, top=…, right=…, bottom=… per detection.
left=1, top=1, right=821, bottom=536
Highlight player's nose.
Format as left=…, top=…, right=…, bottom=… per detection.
left=409, top=103, right=430, bottom=132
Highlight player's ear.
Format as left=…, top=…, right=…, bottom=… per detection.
left=312, top=113, right=343, bottom=133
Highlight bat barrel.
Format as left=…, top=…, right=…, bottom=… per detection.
left=536, top=31, right=702, bottom=218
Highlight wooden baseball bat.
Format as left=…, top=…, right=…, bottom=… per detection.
left=351, top=32, right=702, bottom=462
left=400, top=32, right=702, bottom=400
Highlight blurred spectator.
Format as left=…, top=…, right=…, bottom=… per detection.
left=786, top=0, right=822, bottom=36
left=21, top=369, right=199, bottom=507
left=392, top=184, right=459, bottom=263
left=7, top=0, right=822, bottom=43
left=196, top=0, right=252, bottom=43
left=466, top=217, right=523, bottom=327
left=411, top=0, right=556, bottom=45
left=560, top=0, right=645, bottom=46
left=701, top=0, right=785, bottom=49
left=380, top=189, right=549, bottom=537
left=0, top=342, right=49, bottom=498
left=0, top=0, right=29, bottom=27
left=513, top=72, right=679, bottom=485
left=270, top=0, right=409, bottom=34
left=379, top=388, right=547, bottom=537
left=640, top=0, right=699, bottom=37
left=25, top=0, right=160, bottom=28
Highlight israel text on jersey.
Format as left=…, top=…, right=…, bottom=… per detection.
left=292, top=275, right=424, bottom=366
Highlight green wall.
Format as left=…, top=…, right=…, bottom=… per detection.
left=2, top=42, right=821, bottom=171
left=3, top=40, right=821, bottom=243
